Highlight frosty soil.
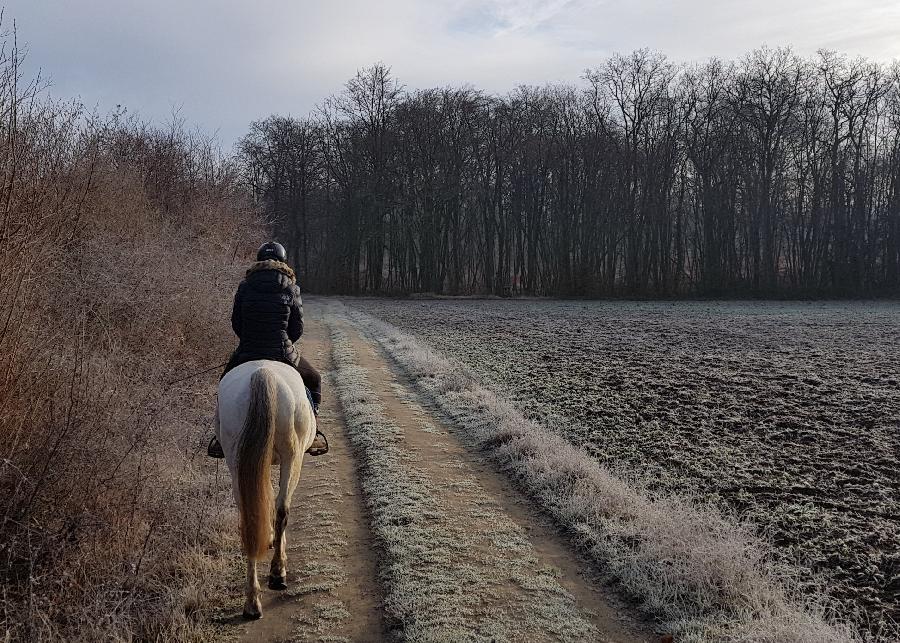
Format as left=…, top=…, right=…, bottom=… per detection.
left=349, top=299, right=900, bottom=638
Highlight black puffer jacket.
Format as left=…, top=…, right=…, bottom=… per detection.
left=231, top=260, right=303, bottom=363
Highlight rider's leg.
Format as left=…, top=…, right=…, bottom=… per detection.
left=295, top=354, right=321, bottom=412
left=293, top=354, right=327, bottom=454
left=208, top=400, right=225, bottom=458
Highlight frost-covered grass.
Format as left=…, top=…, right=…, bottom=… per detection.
left=342, top=302, right=866, bottom=643
left=325, top=318, right=604, bottom=642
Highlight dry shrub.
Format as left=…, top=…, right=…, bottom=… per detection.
left=0, top=31, right=262, bottom=641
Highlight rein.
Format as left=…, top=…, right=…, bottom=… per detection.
left=168, top=362, right=227, bottom=386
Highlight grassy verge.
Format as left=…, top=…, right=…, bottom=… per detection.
left=342, top=303, right=861, bottom=643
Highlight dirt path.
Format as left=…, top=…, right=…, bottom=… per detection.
left=239, top=314, right=385, bottom=643
left=333, top=315, right=654, bottom=642
left=234, top=307, right=654, bottom=642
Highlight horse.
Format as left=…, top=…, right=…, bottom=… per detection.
left=215, top=359, right=317, bottom=619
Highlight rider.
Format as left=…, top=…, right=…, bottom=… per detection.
left=208, top=241, right=327, bottom=458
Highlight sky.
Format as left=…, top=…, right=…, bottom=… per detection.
left=5, top=1, right=900, bottom=148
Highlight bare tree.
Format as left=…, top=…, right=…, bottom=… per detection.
left=243, top=52, right=900, bottom=298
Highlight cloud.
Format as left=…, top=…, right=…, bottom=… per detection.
left=4, top=0, right=899, bottom=147
left=449, top=0, right=579, bottom=36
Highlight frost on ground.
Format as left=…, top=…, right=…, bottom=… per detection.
left=288, top=462, right=353, bottom=642
left=345, top=299, right=897, bottom=641
left=326, top=318, right=605, bottom=642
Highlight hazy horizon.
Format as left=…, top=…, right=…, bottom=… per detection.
left=7, top=0, right=900, bottom=148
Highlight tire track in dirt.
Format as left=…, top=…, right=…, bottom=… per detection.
left=331, top=313, right=654, bottom=642
left=239, top=312, right=385, bottom=643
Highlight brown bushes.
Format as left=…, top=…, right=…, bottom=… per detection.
left=0, top=31, right=262, bottom=641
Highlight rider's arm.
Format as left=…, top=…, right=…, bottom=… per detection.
left=287, top=287, right=303, bottom=341
left=231, top=284, right=244, bottom=338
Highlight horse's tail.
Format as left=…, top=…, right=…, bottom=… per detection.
left=236, top=367, right=277, bottom=560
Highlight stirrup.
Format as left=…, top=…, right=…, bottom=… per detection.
left=207, top=436, right=225, bottom=459
left=306, top=430, right=329, bottom=456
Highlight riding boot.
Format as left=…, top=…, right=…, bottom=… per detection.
left=306, top=401, right=327, bottom=455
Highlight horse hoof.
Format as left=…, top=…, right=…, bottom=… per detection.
left=242, top=609, right=262, bottom=621
left=268, top=575, right=287, bottom=591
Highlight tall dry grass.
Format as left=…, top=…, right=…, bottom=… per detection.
left=0, top=28, right=262, bottom=641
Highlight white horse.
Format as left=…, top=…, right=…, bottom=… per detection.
left=216, top=360, right=317, bottom=619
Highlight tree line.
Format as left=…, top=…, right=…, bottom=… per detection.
left=239, top=49, right=900, bottom=297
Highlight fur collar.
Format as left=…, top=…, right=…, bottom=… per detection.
left=246, top=260, right=296, bottom=283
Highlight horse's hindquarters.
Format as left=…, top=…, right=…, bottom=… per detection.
left=216, top=359, right=314, bottom=618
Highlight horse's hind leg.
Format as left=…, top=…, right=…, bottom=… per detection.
left=269, top=449, right=302, bottom=590
left=243, top=558, right=262, bottom=619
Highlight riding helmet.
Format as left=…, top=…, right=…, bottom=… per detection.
left=256, top=241, right=287, bottom=263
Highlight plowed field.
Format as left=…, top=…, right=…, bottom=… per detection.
left=351, top=299, right=900, bottom=636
